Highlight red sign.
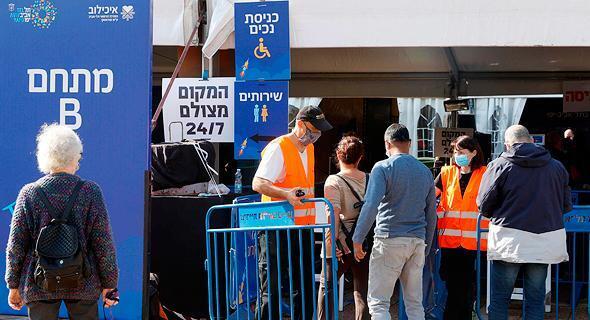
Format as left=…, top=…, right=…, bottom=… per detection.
left=563, top=81, right=590, bottom=112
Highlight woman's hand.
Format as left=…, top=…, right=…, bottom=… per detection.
left=8, top=289, right=23, bottom=311
left=102, top=288, right=119, bottom=308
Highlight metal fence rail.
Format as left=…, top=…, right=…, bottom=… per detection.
left=475, top=206, right=590, bottom=319
left=205, top=198, right=339, bottom=320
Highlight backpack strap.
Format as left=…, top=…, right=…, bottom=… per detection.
left=37, top=180, right=85, bottom=222
left=62, top=180, right=85, bottom=221
left=334, top=173, right=369, bottom=240
left=36, top=187, right=60, bottom=221
left=335, top=174, right=363, bottom=203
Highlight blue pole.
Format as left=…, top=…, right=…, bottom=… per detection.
left=214, top=233, right=221, bottom=318
left=224, top=232, right=230, bottom=317
left=287, top=231, right=295, bottom=320
left=244, top=231, right=252, bottom=320
left=572, top=233, right=577, bottom=319
left=299, top=229, right=306, bottom=319
left=255, top=231, right=262, bottom=318
left=475, top=214, right=484, bottom=320
left=275, top=231, right=284, bottom=317
left=321, top=229, right=329, bottom=320
left=310, top=228, right=317, bottom=320
left=206, top=231, right=214, bottom=319
left=555, top=264, right=559, bottom=320
left=266, top=230, right=272, bottom=320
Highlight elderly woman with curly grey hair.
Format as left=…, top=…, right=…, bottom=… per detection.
left=5, top=124, right=119, bottom=319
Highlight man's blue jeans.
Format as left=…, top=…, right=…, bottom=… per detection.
left=488, top=260, right=548, bottom=320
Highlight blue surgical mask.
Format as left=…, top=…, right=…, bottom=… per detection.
left=454, top=154, right=471, bottom=167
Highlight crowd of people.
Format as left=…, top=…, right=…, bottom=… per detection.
left=253, top=106, right=572, bottom=320
left=4, top=108, right=572, bottom=320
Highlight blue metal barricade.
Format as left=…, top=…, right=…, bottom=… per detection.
left=475, top=206, right=590, bottom=319
left=205, top=198, right=339, bottom=320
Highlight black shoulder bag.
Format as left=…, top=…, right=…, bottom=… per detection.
left=34, top=180, right=88, bottom=292
left=334, top=173, right=374, bottom=252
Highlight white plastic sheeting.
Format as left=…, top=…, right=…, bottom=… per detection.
left=153, top=0, right=199, bottom=46
left=472, top=97, right=527, bottom=159
left=398, top=97, right=527, bottom=159
left=398, top=98, right=449, bottom=158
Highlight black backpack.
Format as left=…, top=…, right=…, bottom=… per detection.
left=34, top=180, right=88, bottom=292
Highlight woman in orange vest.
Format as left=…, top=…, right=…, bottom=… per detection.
left=435, top=135, right=488, bottom=320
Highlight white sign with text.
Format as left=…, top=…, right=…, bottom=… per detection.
left=162, top=77, right=234, bottom=142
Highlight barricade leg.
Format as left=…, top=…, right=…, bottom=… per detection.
left=571, top=233, right=577, bottom=319
left=287, top=231, right=295, bottom=320
left=254, top=232, right=262, bottom=318
left=311, top=229, right=318, bottom=320
left=243, top=231, right=252, bottom=320
left=256, top=230, right=281, bottom=320
left=224, top=233, right=231, bottom=317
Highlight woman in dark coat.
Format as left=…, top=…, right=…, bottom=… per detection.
left=6, top=124, right=119, bottom=320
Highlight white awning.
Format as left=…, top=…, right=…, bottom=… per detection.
left=196, top=0, right=590, bottom=55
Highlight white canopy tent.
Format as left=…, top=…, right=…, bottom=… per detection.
left=153, top=0, right=590, bottom=96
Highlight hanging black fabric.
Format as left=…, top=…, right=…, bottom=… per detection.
left=151, top=141, right=216, bottom=191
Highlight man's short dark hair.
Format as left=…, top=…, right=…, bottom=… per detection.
left=384, top=123, right=411, bottom=142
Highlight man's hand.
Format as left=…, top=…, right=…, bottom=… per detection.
left=102, top=288, right=119, bottom=308
left=8, top=289, right=23, bottom=311
left=353, top=242, right=366, bottom=262
left=285, top=188, right=305, bottom=207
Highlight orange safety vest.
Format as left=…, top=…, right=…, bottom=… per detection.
left=260, top=135, right=316, bottom=225
left=437, top=165, right=489, bottom=251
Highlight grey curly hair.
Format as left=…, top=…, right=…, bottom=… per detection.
left=36, top=124, right=83, bottom=174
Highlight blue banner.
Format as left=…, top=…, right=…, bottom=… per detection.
left=1, top=1, right=151, bottom=318
left=564, top=206, right=590, bottom=232
left=238, top=203, right=294, bottom=228
left=234, top=1, right=290, bottom=81
left=234, top=81, right=289, bottom=160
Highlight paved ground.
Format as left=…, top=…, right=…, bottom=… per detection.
left=339, top=289, right=589, bottom=320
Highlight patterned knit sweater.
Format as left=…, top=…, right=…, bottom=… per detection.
left=5, top=173, right=118, bottom=303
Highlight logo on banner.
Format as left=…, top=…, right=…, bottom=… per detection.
left=9, top=0, right=57, bottom=29
left=121, top=5, right=134, bottom=21
left=87, top=4, right=134, bottom=22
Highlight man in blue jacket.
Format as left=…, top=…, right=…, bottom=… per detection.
left=477, top=125, right=572, bottom=320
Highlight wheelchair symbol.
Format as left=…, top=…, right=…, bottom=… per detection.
left=254, top=38, right=271, bottom=59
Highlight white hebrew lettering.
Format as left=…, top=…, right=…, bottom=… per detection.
left=92, top=69, right=114, bottom=93
left=28, top=69, right=48, bottom=93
